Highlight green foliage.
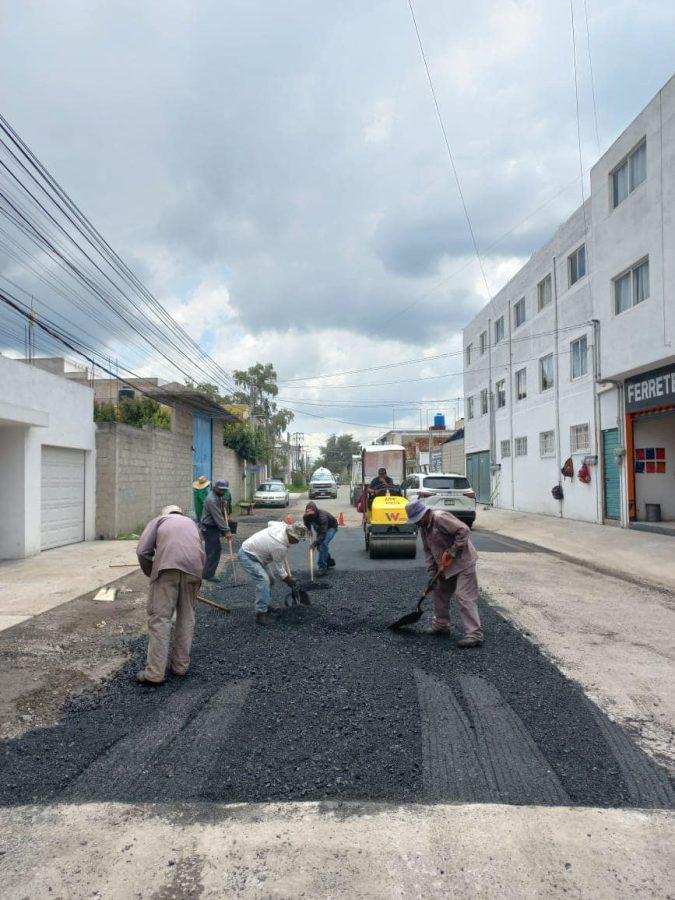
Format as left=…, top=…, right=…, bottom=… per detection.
left=223, top=421, right=269, bottom=462
left=291, top=470, right=306, bottom=489
left=94, top=397, right=171, bottom=430
left=314, top=434, right=361, bottom=475
left=183, top=381, right=230, bottom=404
left=230, top=362, right=293, bottom=467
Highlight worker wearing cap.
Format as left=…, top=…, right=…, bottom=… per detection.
left=135, top=505, right=206, bottom=685
left=303, top=501, right=338, bottom=576
left=238, top=522, right=307, bottom=624
left=404, top=500, right=483, bottom=647
left=369, top=467, right=394, bottom=492
left=192, top=475, right=211, bottom=522
left=201, top=481, right=232, bottom=582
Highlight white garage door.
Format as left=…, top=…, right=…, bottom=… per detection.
left=41, top=446, right=85, bottom=550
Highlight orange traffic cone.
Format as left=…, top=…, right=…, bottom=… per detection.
left=338, top=512, right=345, bottom=526
left=284, top=514, right=293, bottom=525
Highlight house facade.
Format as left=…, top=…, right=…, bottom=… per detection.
left=463, top=75, right=675, bottom=526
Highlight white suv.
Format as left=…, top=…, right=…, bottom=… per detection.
left=402, top=472, right=476, bottom=527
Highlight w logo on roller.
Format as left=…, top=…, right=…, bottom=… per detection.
left=385, top=512, right=400, bottom=522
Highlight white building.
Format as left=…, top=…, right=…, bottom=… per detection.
left=0, top=355, right=96, bottom=558
left=463, top=75, right=675, bottom=528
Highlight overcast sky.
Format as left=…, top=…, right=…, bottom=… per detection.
left=1, top=0, right=674, bottom=454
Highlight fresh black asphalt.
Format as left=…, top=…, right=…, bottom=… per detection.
left=0, top=538, right=672, bottom=811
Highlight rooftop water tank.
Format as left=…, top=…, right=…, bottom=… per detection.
left=433, top=412, right=445, bottom=429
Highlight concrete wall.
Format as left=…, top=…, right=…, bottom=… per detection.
left=95, top=407, right=245, bottom=537
left=632, top=412, right=675, bottom=521
left=0, top=355, right=96, bottom=559
left=442, top=438, right=465, bottom=474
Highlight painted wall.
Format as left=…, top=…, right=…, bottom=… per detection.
left=0, top=355, right=95, bottom=559
left=632, top=413, right=675, bottom=520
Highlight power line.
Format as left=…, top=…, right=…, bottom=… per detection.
left=582, top=0, right=601, bottom=154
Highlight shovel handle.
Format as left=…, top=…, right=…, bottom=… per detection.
left=198, top=595, right=231, bottom=613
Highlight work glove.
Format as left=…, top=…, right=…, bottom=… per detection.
left=440, top=550, right=454, bottom=570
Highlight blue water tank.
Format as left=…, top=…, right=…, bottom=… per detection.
left=433, top=412, right=445, bottom=429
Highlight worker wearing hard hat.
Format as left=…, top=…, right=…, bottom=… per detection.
left=136, top=505, right=205, bottom=685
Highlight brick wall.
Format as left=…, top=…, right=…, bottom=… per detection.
left=96, top=407, right=244, bottom=537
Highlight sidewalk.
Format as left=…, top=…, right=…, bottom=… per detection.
left=475, top=507, right=675, bottom=593
left=0, top=541, right=139, bottom=633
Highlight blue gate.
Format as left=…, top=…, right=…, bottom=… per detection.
left=602, top=428, right=621, bottom=519
left=192, top=414, right=213, bottom=483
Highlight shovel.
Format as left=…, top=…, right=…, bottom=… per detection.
left=387, top=560, right=450, bottom=631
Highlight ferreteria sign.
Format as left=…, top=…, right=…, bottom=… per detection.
left=625, top=362, right=675, bottom=413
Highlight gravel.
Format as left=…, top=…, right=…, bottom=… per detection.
left=0, top=568, right=672, bottom=810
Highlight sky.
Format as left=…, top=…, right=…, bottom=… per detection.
left=1, top=0, right=674, bottom=457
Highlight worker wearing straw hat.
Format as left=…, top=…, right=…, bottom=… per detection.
left=192, top=475, right=211, bottom=523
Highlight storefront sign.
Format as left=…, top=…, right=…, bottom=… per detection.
left=625, top=363, right=675, bottom=413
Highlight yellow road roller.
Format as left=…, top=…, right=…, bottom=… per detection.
left=361, top=445, right=417, bottom=559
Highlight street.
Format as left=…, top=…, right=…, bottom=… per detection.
left=0, top=488, right=672, bottom=897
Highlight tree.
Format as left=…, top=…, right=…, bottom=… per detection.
left=231, top=363, right=293, bottom=471
left=222, top=421, right=268, bottom=461
left=314, top=434, right=361, bottom=475
left=184, top=381, right=230, bottom=404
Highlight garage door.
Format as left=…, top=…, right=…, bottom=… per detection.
left=41, top=446, right=85, bottom=550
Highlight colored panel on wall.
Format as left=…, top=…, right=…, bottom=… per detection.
left=635, top=448, right=645, bottom=460
left=656, top=462, right=666, bottom=473
left=656, top=447, right=665, bottom=460
left=646, top=462, right=656, bottom=473
left=645, top=447, right=655, bottom=460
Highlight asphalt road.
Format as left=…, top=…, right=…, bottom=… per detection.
left=0, top=502, right=671, bottom=813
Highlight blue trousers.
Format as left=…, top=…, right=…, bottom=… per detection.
left=317, top=528, right=337, bottom=571
left=238, top=548, right=272, bottom=613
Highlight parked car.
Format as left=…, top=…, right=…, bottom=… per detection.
left=402, top=472, right=476, bottom=527
left=308, top=474, right=338, bottom=500
left=253, top=481, right=290, bottom=507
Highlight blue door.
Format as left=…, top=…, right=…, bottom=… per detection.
left=192, top=414, right=213, bottom=483
left=602, top=428, right=621, bottom=519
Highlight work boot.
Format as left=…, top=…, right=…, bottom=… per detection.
left=255, top=611, right=275, bottom=626
left=136, top=671, right=165, bottom=686
left=456, top=636, right=484, bottom=649
left=316, top=567, right=329, bottom=578
left=327, top=556, right=336, bottom=568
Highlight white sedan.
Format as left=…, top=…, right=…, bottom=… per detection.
left=253, top=481, right=290, bottom=508
left=402, top=472, right=476, bottom=527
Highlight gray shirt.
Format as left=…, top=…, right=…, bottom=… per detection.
left=137, top=513, right=205, bottom=582
left=201, top=491, right=230, bottom=532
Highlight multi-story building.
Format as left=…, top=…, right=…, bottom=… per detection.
left=463, top=75, right=675, bottom=528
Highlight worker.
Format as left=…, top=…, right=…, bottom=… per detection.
left=201, top=480, right=231, bottom=583
left=404, top=499, right=483, bottom=647
left=192, top=475, right=211, bottom=522
left=135, top=505, right=205, bottom=685
left=220, top=479, right=233, bottom=516
left=237, top=522, right=308, bottom=624
left=369, top=467, right=394, bottom=492
left=303, top=501, right=338, bottom=576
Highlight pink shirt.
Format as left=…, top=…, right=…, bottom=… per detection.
left=137, top=513, right=205, bottom=582
left=419, top=510, right=477, bottom=578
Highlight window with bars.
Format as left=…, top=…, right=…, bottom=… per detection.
left=466, top=396, right=474, bottom=419
left=568, top=244, right=586, bottom=286
left=515, top=367, right=527, bottom=400
left=480, top=388, right=488, bottom=415
left=612, top=140, right=646, bottom=208
left=539, top=430, right=555, bottom=458
left=537, top=274, right=552, bottom=311
left=539, top=353, right=554, bottom=391
left=494, top=316, right=504, bottom=344
left=514, top=436, right=528, bottom=457
left=614, top=258, right=650, bottom=315
left=570, top=335, right=588, bottom=379
left=513, top=297, right=526, bottom=328
left=496, top=379, right=506, bottom=408
left=479, top=330, right=487, bottom=355
left=500, top=439, right=511, bottom=458
left=570, top=423, right=590, bottom=453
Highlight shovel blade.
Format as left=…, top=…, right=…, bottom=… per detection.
left=387, top=607, right=423, bottom=631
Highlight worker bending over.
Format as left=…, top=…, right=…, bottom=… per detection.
left=404, top=500, right=483, bottom=647
left=303, top=501, right=338, bottom=576
left=136, top=505, right=205, bottom=685
left=238, top=522, right=308, bottom=624
left=201, top=480, right=232, bottom=582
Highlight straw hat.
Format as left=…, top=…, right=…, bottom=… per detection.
left=161, top=505, right=183, bottom=516
left=192, top=475, right=211, bottom=490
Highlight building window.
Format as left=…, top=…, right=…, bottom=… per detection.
left=570, top=423, right=590, bottom=454
left=539, top=430, right=555, bottom=458
left=500, top=439, right=511, bottom=458
left=480, top=388, right=488, bottom=415
left=537, top=274, right=552, bottom=311
left=496, top=379, right=506, bottom=408
left=513, top=297, right=526, bottom=328
left=568, top=244, right=586, bottom=286
left=539, top=353, right=554, bottom=392
left=515, top=367, right=527, bottom=400
left=465, top=343, right=472, bottom=367
left=479, top=330, right=487, bottom=355
left=614, top=258, right=649, bottom=315
left=494, top=316, right=504, bottom=344
left=612, top=139, right=646, bottom=208
left=514, top=436, right=528, bottom=457
left=466, top=396, right=474, bottom=419
left=570, top=335, right=588, bottom=379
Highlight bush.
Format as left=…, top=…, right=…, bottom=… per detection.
left=291, top=470, right=306, bottom=489
left=94, top=397, right=171, bottom=430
